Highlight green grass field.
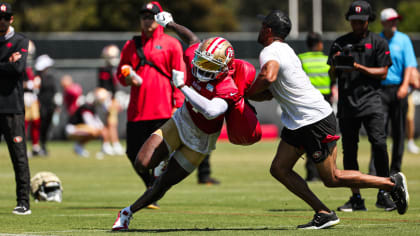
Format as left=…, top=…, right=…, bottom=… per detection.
left=1, top=138, right=420, bottom=235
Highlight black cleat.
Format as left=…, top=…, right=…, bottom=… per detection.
left=376, top=190, right=396, bottom=211
left=390, top=172, right=409, bottom=215
left=297, top=211, right=340, bottom=229
left=337, top=196, right=367, bottom=212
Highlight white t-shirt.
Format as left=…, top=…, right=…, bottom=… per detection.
left=259, top=41, right=333, bottom=130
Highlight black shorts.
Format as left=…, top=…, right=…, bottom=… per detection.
left=280, top=112, right=338, bottom=163
left=126, top=119, right=168, bottom=164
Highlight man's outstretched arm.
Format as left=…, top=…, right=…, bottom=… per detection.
left=155, top=11, right=200, bottom=46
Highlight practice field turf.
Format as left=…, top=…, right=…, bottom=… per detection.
left=0, top=138, right=420, bottom=235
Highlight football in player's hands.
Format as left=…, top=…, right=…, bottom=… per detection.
left=155, top=11, right=173, bottom=27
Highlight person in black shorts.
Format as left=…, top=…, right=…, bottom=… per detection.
left=247, top=8, right=408, bottom=229
left=0, top=2, right=32, bottom=215
left=328, top=0, right=396, bottom=212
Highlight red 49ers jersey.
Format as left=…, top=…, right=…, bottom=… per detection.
left=183, top=44, right=240, bottom=134
left=185, top=74, right=240, bottom=134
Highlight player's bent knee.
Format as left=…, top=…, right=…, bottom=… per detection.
left=269, top=162, right=287, bottom=180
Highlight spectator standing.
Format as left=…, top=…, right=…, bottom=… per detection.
left=116, top=1, right=185, bottom=209
left=0, top=2, right=32, bottom=215
left=406, top=95, right=419, bottom=154
left=298, top=32, right=332, bottom=182
left=373, top=8, right=418, bottom=173
left=23, top=40, right=42, bottom=156
left=328, top=1, right=395, bottom=212
left=35, top=54, right=57, bottom=156
left=406, top=68, right=420, bottom=154
left=98, top=44, right=124, bottom=156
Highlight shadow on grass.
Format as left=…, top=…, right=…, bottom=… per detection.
left=108, top=227, right=291, bottom=233
left=63, top=206, right=123, bottom=210
left=267, top=208, right=313, bottom=212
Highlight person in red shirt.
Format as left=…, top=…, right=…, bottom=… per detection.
left=112, top=35, right=241, bottom=231
left=61, top=75, right=82, bottom=116
left=23, top=40, right=42, bottom=156
left=116, top=1, right=185, bottom=210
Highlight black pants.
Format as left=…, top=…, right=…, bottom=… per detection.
left=40, top=105, right=55, bottom=152
left=0, top=114, right=31, bottom=208
left=370, top=86, right=408, bottom=175
left=126, top=119, right=168, bottom=187
left=339, top=112, right=390, bottom=177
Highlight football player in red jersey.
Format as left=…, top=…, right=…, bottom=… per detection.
left=152, top=10, right=261, bottom=185
left=112, top=36, right=241, bottom=231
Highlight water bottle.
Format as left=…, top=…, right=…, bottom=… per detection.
left=121, top=65, right=143, bottom=85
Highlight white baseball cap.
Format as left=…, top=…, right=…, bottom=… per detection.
left=380, top=8, right=402, bottom=22
left=35, top=54, right=54, bottom=71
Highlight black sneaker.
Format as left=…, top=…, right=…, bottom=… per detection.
left=12, top=205, right=31, bottom=215
left=297, top=211, right=340, bottom=229
left=390, top=172, right=409, bottom=215
left=337, top=196, right=367, bottom=212
left=376, top=190, right=396, bottom=211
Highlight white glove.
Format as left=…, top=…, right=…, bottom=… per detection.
left=172, top=69, right=185, bottom=88
left=155, top=11, right=173, bottom=27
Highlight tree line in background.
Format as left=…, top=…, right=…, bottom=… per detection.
left=5, top=0, right=420, bottom=33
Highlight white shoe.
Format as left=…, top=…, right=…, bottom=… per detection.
left=112, top=142, right=125, bottom=155
left=74, top=143, right=90, bottom=158
left=112, top=209, right=132, bottom=231
left=102, top=142, right=115, bottom=156
left=407, top=140, right=419, bottom=154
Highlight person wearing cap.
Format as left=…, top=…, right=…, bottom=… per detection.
left=0, top=2, right=32, bottom=215
left=247, top=9, right=408, bottom=229
left=35, top=54, right=58, bottom=156
left=369, top=8, right=418, bottom=175
left=116, top=1, right=186, bottom=210
left=328, top=0, right=396, bottom=212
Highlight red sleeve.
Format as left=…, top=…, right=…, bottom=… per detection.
left=116, top=40, right=136, bottom=86
left=183, top=43, right=199, bottom=67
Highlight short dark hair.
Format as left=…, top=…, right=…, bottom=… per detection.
left=306, top=32, right=322, bottom=49
left=259, top=10, right=292, bottom=39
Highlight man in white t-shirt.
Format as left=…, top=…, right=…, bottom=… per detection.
left=247, top=10, right=409, bottom=229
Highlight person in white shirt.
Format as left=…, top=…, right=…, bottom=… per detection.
left=247, top=9, right=409, bottom=230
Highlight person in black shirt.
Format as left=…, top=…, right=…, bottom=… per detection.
left=328, top=0, right=395, bottom=212
left=35, top=54, right=57, bottom=156
left=0, top=2, right=32, bottom=215
left=65, top=88, right=107, bottom=158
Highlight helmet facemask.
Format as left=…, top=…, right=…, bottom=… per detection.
left=191, top=37, right=234, bottom=82
left=38, top=182, right=63, bottom=203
